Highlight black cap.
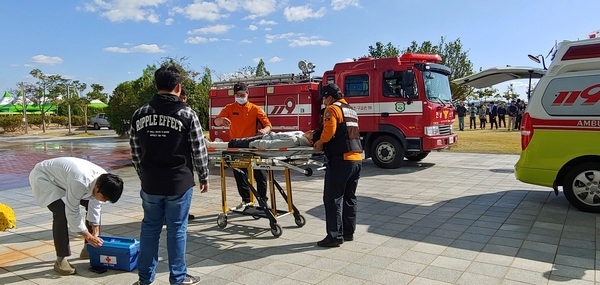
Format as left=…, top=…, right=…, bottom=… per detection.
left=233, top=82, right=248, bottom=94
left=321, top=83, right=342, bottom=99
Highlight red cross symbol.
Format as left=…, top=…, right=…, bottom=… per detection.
left=104, top=256, right=112, bottom=263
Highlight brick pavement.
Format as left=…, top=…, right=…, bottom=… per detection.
left=0, top=145, right=598, bottom=285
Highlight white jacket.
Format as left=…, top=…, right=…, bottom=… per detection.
left=29, top=157, right=106, bottom=233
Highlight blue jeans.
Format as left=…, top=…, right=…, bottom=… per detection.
left=458, top=116, right=465, bottom=130
left=138, top=188, right=192, bottom=285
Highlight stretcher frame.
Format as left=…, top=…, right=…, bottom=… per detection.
left=211, top=148, right=320, bottom=237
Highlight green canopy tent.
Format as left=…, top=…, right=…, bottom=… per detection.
left=88, top=99, right=108, bottom=109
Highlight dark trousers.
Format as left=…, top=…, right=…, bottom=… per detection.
left=469, top=117, right=477, bottom=129
left=233, top=168, right=267, bottom=203
left=479, top=118, right=487, bottom=129
left=47, top=199, right=93, bottom=257
left=498, top=115, right=506, bottom=128
left=490, top=116, right=498, bottom=129
left=323, top=158, right=361, bottom=240
left=515, top=115, right=522, bottom=129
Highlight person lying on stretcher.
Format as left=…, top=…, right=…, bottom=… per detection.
left=228, top=130, right=321, bottom=149
left=206, top=130, right=321, bottom=149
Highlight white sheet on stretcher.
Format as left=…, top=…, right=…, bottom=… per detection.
left=206, top=141, right=318, bottom=159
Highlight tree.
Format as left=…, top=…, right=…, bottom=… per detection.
left=87, top=84, right=109, bottom=102
left=29, top=69, right=65, bottom=133
left=255, top=59, right=270, bottom=77
left=401, top=37, right=474, bottom=102
left=107, top=57, right=213, bottom=136
left=474, top=87, right=498, bottom=102
left=367, top=42, right=400, bottom=58
left=502, top=83, right=520, bottom=102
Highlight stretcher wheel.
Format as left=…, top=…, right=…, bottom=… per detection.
left=270, top=223, right=282, bottom=237
left=294, top=214, right=306, bottom=227
left=303, top=168, right=313, bottom=177
left=217, top=213, right=227, bottom=228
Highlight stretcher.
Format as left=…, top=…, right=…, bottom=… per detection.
left=208, top=147, right=323, bottom=237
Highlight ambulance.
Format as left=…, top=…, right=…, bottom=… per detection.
left=209, top=54, right=457, bottom=169
left=454, top=35, right=600, bottom=212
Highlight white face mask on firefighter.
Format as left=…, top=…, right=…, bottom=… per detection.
left=235, top=96, right=247, bottom=104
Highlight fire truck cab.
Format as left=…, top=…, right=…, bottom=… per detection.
left=209, top=54, right=458, bottom=169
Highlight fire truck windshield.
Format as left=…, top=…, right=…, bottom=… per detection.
left=423, top=71, right=452, bottom=104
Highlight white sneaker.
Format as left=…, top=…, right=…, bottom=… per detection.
left=230, top=202, right=249, bottom=211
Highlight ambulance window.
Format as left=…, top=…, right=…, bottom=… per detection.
left=344, top=74, right=369, bottom=97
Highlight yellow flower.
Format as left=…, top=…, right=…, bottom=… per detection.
left=0, top=203, right=17, bottom=232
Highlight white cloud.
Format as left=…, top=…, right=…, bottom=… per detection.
left=164, top=18, right=174, bottom=25
left=130, top=44, right=165, bottom=53
left=188, top=24, right=233, bottom=35
left=103, top=44, right=166, bottom=53
left=257, top=19, right=276, bottom=25
left=249, top=25, right=258, bottom=31
left=243, top=0, right=277, bottom=18
left=265, top=32, right=301, bottom=43
left=175, top=1, right=225, bottom=21
left=264, top=27, right=272, bottom=31
left=331, top=0, right=359, bottom=10
left=30, top=55, right=63, bottom=65
left=241, top=39, right=252, bottom=44
left=284, top=6, right=326, bottom=21
left=185, top=36, right=220, bottom=44
left=342, top=58, right=353, bottom=62
left=216, top=0, right=240, bottom=12
left=88, top=0, right=166, bottom=23
left=268, top=56, right=282, bottom=63
left=289, top=37, right=332, bottom=47
left=104, top=47, right=131, bottom=53
left=253, top=57, right=262, bottom=63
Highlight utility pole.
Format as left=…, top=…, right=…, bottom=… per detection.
left=67, top=84, right=72, bottom=134
left=20, top=82, right=28, bottom=134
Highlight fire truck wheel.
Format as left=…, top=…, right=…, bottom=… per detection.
left=406, top=152, right=429, bottom=162
left=371, top=135, right=404, bottom=169
left=563, top=162, right=600, bottom=213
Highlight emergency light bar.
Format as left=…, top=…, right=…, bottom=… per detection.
left=400, top=53, right=442, bottom=63
left=212, top=73, right=310, bottom=88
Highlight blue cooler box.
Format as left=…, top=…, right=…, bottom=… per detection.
left=87, top=235, right=140, bottom=272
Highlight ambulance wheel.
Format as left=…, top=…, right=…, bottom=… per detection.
left=371, top=135, right=404, bottom=169
left=294, top=214, right=306, bottom=227
left=406, top=152, right=429, bottom=162
left=270, top=223, right=282, bottom=237
left=303, top=168, right=313, bottom=177
left=217, top=214, right=227, bottom=228
left=563, top=162, right=600, bottom=213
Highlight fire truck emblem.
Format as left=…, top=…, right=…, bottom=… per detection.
left=395, top=102, right=406, bottom=112
left=443, top=110, right=449, bottom=119
left=270, top=97, right=297, bottom=114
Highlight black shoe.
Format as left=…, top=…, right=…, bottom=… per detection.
left=343, top=235, right=354, bottom=241
left=317, top=236, right=343, bottom=247
left=188, top=214, right=195, bottom=221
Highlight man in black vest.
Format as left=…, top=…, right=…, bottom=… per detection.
left=314, top=83, right=363, bottom=247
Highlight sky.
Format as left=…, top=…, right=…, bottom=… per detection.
left=1, top=0, right=599, bottom=101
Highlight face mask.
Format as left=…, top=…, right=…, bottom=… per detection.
left=235, top=97, right=247, bottom=104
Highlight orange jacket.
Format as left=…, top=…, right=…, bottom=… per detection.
left=216, top=102, right=272, bottom=139
left=320, top=99, right=362, bottom=161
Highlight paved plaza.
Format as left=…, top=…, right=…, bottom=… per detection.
left=0, top=135, right=598, bottom=284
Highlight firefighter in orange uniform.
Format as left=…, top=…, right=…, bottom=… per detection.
left=313, top=83, right=362, bottom=247
left=214, top=82, right=272, bottom=210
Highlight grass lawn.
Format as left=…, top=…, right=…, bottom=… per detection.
left=446, top=119, right=521, bottom=154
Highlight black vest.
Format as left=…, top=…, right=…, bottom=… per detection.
left=324, top=101, right=362, bottom=159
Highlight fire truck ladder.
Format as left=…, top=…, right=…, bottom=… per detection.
left=212, top=73, right=312, bottom=89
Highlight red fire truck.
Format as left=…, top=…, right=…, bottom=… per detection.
left=209, top=54, right=457, bottom=169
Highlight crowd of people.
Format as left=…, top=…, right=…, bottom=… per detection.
left=454, top=99, right=527, bottom=131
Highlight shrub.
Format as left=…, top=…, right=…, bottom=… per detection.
left=0, top=115, right=24, bottom=132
